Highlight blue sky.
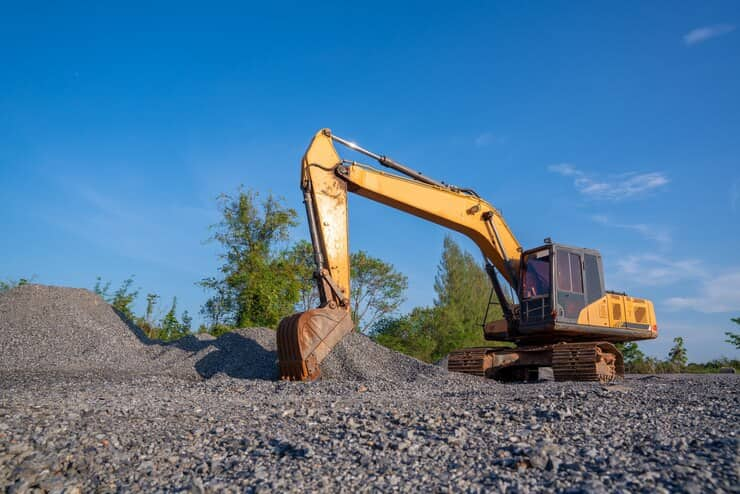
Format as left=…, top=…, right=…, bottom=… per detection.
left=1, top=2, right=738, bottom=361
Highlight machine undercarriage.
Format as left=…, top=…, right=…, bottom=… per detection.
left=447, top=342, right=624, bottom=383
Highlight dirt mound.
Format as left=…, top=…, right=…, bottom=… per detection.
left=320, top=331, right=447, bottom=382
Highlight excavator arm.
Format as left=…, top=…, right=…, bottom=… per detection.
left=277, top=129, right=523, bottom=380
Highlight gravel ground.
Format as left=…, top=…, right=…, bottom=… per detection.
left=1, top=374, right=737, bottom=493
left=1, top=285, right=738, bottom=492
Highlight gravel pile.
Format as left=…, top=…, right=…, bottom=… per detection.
left=0, top=285, right=444, bottom=383
left=0, top=285, right=283, bottom=380
left=321, top=333, right=447, bottom=382
left=0, top=284, right=171, bottom=375
left=0, top=374, right=737, bottom=492
left=321, top=331, right=447, bottom=382
left=180, top=328, right=279, bottom=380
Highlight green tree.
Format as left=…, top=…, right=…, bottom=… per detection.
left=615, top=342, right=646, bottom=371
left=94, top=276, right=139, bottom=321
left=200, top=189, right=300, bottom=329
left=668, top=336, right=688, bottom=368
left=350, top=250, right=408, bottom=332
left=199, top=277, right=234, bottom=329
left=285, top=241, right=408, bottom=332
left=180, top=310, right=193, bottom=333
left=145, top=293, right=160, bottom=323
left=0, top=277, right=32, bottom=293
left=371, top=307, right=438, bottom=362
left=93, top=277, right=111, bottom=298
left=285, top=240, right=320, bottom=312
left=725, top=317, right=740, bottom=350
left=158, top=297, right=190, bottom=341
left=431, top=236, right=502, bottom=360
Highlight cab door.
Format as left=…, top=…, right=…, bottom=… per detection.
left=554, top=248, right=586, bottom=323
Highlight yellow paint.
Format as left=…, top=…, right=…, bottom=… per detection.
left=302, top=128, right=658, bottom=338
left=301, top=129, right=524, bottom=304
left=577, top=294, right=657, bottom=335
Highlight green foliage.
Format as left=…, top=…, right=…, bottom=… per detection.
left=157, top=297, right=190, bottom=341
left=145, top=293, right=160, bottom=322
left=668, top=336, right=688, bottom=367
left=350, top=251, right=408, bottom=332
left=685, top=358, right=740, bottom=373
left=199, top=277, right=234, bottom=329
left=618, top=337, right=739, bottom=374
left=615, top=342, right=647, bottom=372
left=431, top=236, right=502, bottom=360
left=94, top=277, right=190, bottom=342
left=199, top=189, right=300, bottom=329
left=372, top=236, right=508, bottom=362
left=283, top=241, right=408, bottom=332
left=0, top=277, right=32, bottom=293
left=371, top=308, right=438, bottom=363
left=94, top=276, right=139, bottom=321
left=725, top=317, right=740, bottom=349
left=284, top=240, right=319, bottom=312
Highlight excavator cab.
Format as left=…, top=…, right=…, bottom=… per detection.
left=505, top=242, right=655, bottom=344
left=519, top=243, right=605, bottom=331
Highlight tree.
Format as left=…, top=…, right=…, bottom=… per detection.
left=94, top=276, right=139, bottom=321
left=158, top=297, right=190, bottom=341
left=199, top=189, right=300, bottom=329
left=431, top=235, right=502, bottom=360
left=199, top=277, right=234, bottom=329
left=615, top=342, right=646, bottom=372
left=668, top=336, right=688, bottom=368
left=285, top=240, right=320, bottom=312
left=285, top=241, right=408, bottom=332
left=0, top=277, right=32, bottom=293
left=180, top=310, right=193, bottom=334
left=725, top=317, right=740, bottom=350
left=371, top=307, right=438, bottom=362
left=350, top=250, right=408, bottom=332
left=145, top=293, right=160, bottom=323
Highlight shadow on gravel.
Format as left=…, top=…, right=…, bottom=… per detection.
left=113, top=309, right=279, bottom=381
left=192, top=332, right=278, bottom=381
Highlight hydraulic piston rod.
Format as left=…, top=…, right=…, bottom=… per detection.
left=327, top=131, right=446, bottom=188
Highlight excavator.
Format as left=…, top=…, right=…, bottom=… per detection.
left=277, top=129, right=658, bottom=383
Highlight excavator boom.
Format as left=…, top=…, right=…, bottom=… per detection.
left=277, top=129, right=522, bottom=380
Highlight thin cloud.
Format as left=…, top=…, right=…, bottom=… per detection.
left=616, top=254, right=706, bottom=286
left=683, top=24, right=735, bottom=45
left=665, top=270, right=740, bottom=313
left=548, top=164, right=668, bottom=200
left=474, top=132, right=496, bottom=147
left=591, top=215, right=672, bottom=250
left=43, top=181, right=217, bottom=275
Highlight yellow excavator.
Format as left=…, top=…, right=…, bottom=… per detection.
left=277, top=129, right=657, bottom=383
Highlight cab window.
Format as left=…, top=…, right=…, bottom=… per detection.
left=557, top=251, right=583, bottom=294
left=522, top=250, right=551, bottom=298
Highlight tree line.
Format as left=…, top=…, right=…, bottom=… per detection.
left=1, top=187, right=739, bottom=370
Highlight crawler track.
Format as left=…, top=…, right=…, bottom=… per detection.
left=448, top=342, right=624, bottom=383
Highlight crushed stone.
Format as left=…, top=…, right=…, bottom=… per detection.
left=320, top=331, right=448, bottom=382
left=0, top=284, right=447, bottom=383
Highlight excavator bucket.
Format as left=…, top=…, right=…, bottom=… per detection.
left=276, top=306, right=354, bottom=381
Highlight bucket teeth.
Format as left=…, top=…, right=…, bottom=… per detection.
left=277, top=307, right=354, bottom=381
